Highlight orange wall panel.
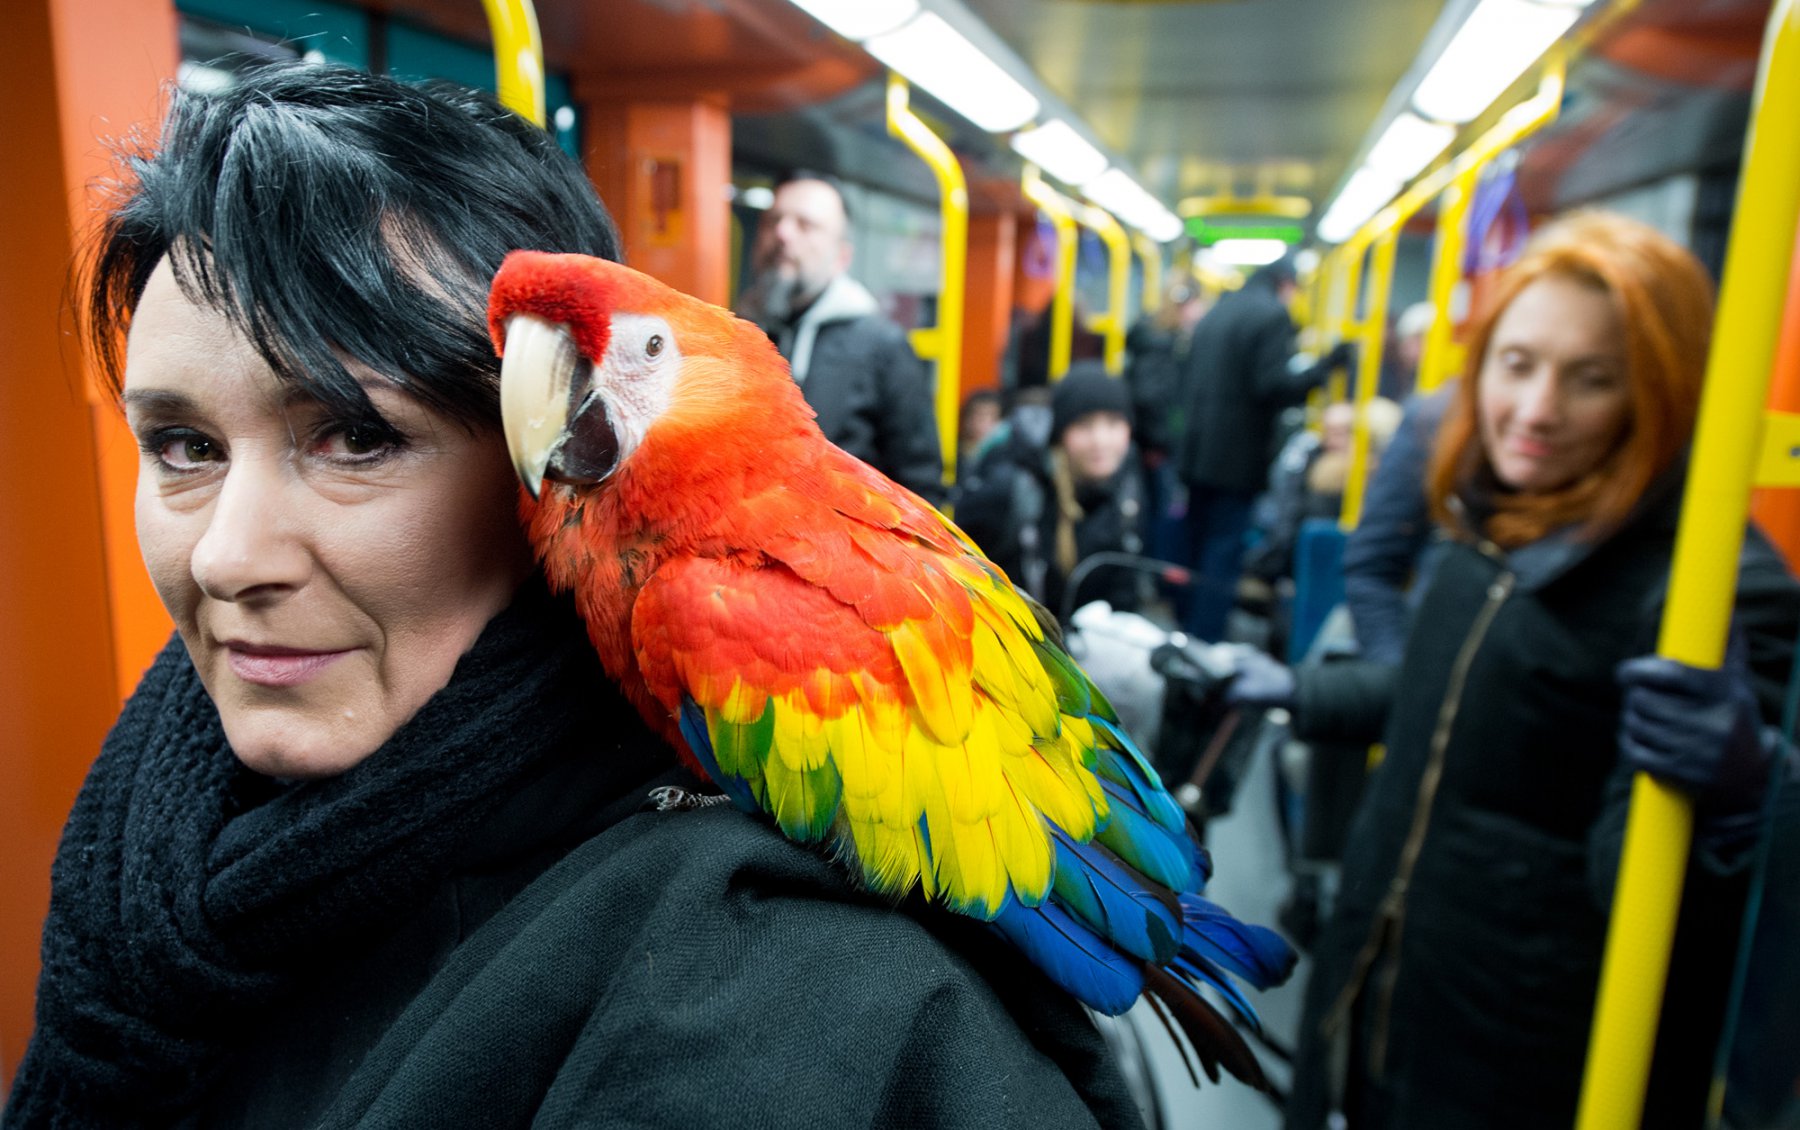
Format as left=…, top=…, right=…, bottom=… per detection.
left=1, top=0, right=176, bottom=1084
left=962, top=212, right=1017, bottom=394
left=581, top=95, right=731, bottom=307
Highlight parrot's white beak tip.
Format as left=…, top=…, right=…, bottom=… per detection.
left=499, top=313, right=578, bottom=500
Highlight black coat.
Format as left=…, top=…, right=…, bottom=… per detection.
left=1287, top=481, right=1800, bottom=1129
left=765, top=303, right=945, bottom=506
left=191, top=796, right=1141, bottom=1128
left=955, top=418, right=1147, bottom=623
left=1174, top=276, right=1321, bottom=496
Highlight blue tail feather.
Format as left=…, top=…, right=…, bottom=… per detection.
left=1094, top=778, right=1199, bottom=891
left=1050, top=833, right=1181, bottom=964
left=1090, top=719, right=1186, bottom=832
left=1177, top=893, right=1298, bottom=990
left=990, top=895, right=1145, bottom=1015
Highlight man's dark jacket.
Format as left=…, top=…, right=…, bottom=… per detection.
left=1285, top=479, right=1800, bottom=1129
left=760, top=275, right=945, bottom=505
left=1175, top=274, right=1321, bottom=496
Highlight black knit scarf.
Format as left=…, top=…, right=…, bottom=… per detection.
left=3, top=580, right=622, bottom=1127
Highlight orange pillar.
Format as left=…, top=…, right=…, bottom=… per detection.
left=1750, top=228, right=1800, bottom=570
left=962, top=211, right=1017, bottom=394
left=1, top=0, right=177, bottom=1084
left=580, top=96, right=731, bottom=307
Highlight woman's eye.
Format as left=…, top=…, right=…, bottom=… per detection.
left=146, top=429, right=223, bottom=471
left=646, top=334, right=664, bottom=359
left=313, top=423, right=402, bottom=463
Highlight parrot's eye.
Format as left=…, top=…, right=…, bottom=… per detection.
left=645, top=334, right=665, bottom=359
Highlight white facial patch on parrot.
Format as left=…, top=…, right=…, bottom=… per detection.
left=594, top=312, right=680, bottom=464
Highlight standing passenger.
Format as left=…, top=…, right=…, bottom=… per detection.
left=739, top=171, right=945, bottom=504
left=2, top=64, right=1140, bottom=1128
left=1175, top=258, right=1348, bottom=640
left=1275, top=212, right=1800, bottom=1130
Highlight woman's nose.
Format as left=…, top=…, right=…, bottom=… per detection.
left=1514, top=372, right=1562, bottom=428
left=189, top=462, right=310, bottom=602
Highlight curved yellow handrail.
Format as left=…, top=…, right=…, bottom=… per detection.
left=887, top=74, right=968, bottom=489
left=1577, top=3, right=1800, bottom=1125
left=1023, top=165, right=1079, bottom=382
left=1077, top=204, right=1131, bottom=374
left=480, top=0, right=546, bottom=126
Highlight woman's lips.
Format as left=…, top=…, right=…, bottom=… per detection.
left=224, top=644, right=352, bottom=687
left=1506, top=435, right=1555, bottom=460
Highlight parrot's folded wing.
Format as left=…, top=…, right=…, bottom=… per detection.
left=633, top=546, right=1110, bottom=920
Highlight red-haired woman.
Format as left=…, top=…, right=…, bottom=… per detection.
left=1277, top=213, right=1800, bottom=1128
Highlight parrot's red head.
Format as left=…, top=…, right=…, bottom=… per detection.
left=488, top=251, right=800, bottom=499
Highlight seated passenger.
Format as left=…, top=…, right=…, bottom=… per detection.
left=1215, top=212, right=1800, bottom=1129
left=1243, top=397, right=1402, bottom=589
left=956, top=363, right=1147, bottom=622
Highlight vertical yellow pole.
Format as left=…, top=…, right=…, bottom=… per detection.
left=1079, top=204, right=1131, bottom=375
left=887, top=74, right=968, bottom=489
left=1419, top=165, right=1478, bottom=393
left=1023, top=166, right=1079, bottom=381
left=1577, top=4, right=1800, bottom=1126
left=1133, top=233, right=1165, bottom=318
left=1341, top=228, right=1397, bottom=530
left=480, top=0, right=545, bottom=126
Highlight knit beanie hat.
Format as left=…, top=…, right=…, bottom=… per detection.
left=1051, top=361, right=1133, bottom=442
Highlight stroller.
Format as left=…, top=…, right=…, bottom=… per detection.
left=1056, top=553, right=1280, bottom=834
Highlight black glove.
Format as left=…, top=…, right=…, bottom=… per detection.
left=1325, top=340, right=1356, bottom=372
left=1617, top=634, right=1774, bottom=846
left=1219, top=643, right=1297, bottom=710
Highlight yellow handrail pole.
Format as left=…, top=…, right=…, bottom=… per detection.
left=1341, top=228, right=1397, bottom=530
left=480, top=0, right=546, bottom=126
left=1577, top=3, right=1800, bottom=1126
left=1023, top=165, right=1079, bottom=381
left=1133, top=233, right=1164, bottom=317
left=1418, top=163, right=1478, bottom=393
left=887, top=74, right=969, bottom=489
left=1078, top=204, right=1132, bottom=374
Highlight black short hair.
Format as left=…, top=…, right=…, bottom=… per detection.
left=774, top=168, right=852, bottom=225
left=84, top=62, right=620, bottom=430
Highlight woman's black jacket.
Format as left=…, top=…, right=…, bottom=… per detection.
left=1284, top=480, right=1800, bottom=1129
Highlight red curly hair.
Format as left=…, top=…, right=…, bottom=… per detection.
left=1427, top=211, right=1715, bottom=547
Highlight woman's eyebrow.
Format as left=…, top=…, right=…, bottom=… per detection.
left=121, top=388, right=198, bottom=414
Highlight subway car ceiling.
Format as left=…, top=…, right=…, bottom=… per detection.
left=328, top=0, right=1775, bottom=254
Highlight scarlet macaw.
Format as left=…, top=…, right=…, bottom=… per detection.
left=489, top=252, right=1294, bottom=1089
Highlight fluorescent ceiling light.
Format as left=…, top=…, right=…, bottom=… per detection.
left=1364, top=111, right=1456, bottom=182
left=1210, top=239, right=1292, bottom=266
left=1412, top=0, right=1581, bottom=124
left=741, top=185, right=775, bottom=210
left=865, top=12, right=1039, bottom=132
left=1316, top=166, right=1402, bottom=244
left=1011, top=120, right=1108, bottom=188
left=1084, top=169, right=1156, bottom=226
left=786, top=0, right=920, bottom=41
left=1081, top=169, right=1184, bottom=243
left=1143, top=211, right=1185, bottom=244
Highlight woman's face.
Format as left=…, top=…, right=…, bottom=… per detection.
left=1061, top=411, right=1132, bottom=482
left=1478, top=274, right=1631, bottom=494
left=123, top=260, right=534, bottom=778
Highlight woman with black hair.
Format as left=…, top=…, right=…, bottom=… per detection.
left=3, top=64, right=1139, bottom=1128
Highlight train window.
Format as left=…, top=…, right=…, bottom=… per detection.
left=174, top=0, right=581, bottom=160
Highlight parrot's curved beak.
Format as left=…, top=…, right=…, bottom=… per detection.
left=500, top=314, right=620, bottom=498
left=500, top=314, right=574, bottom=499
